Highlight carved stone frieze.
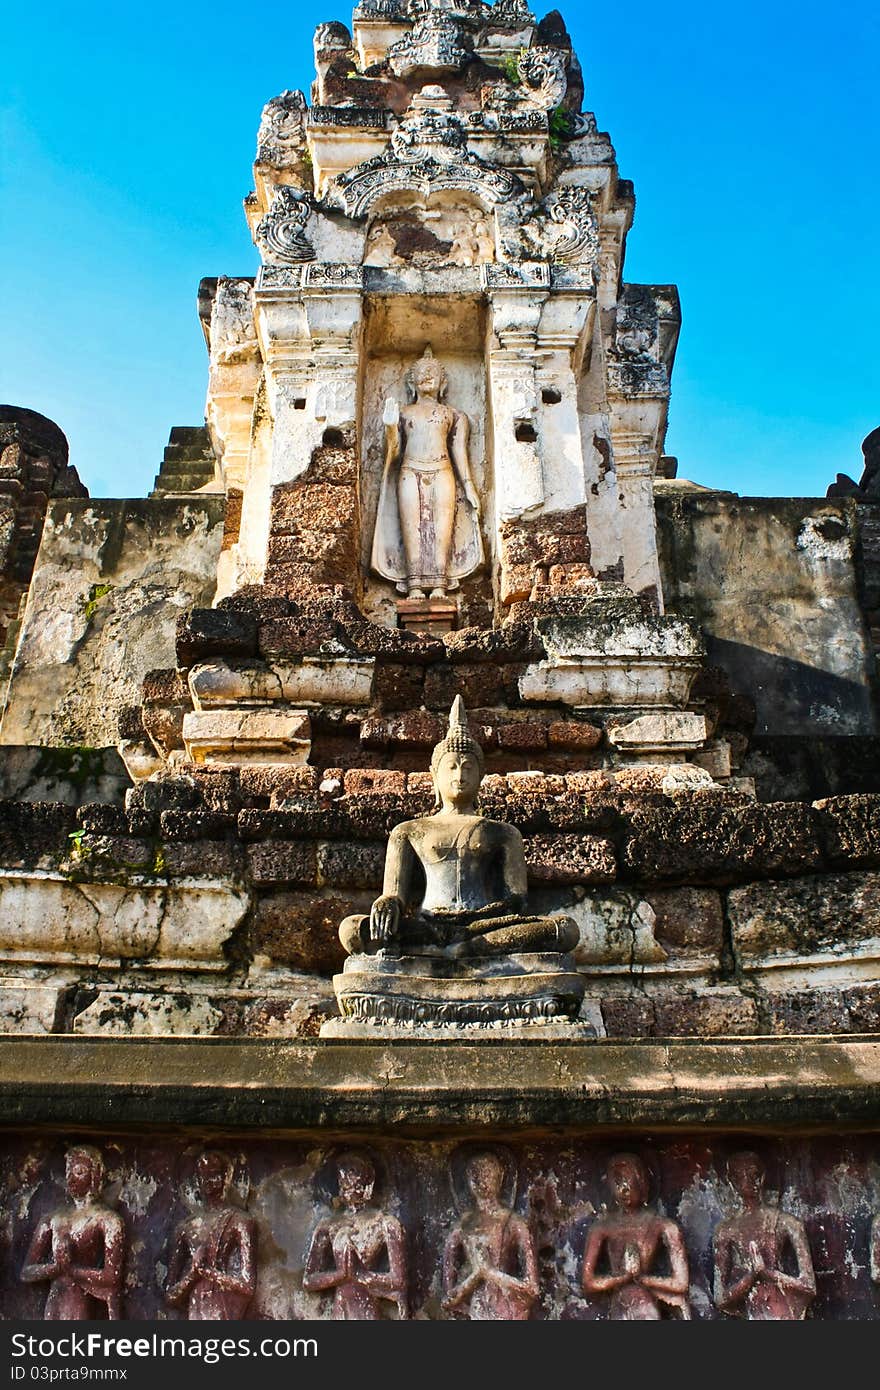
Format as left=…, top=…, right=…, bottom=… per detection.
left=606, top=361, right=670, bottom=399
left=443, top=1150, right=539, bottom=1318
left=256, top=90, right=308, bottom=167
left=303, top=1151, right=407, bottom=1319
left=482, top=261, right=551, bottom=288
left=20, top=1147, right=126, bottom=1319
left=388, top=11, right=471, bottom=78
left=309, top=105, right=391, bottom=128
left=326, top=91, right=521, bottom=218
left=255, top=187, right=317, bottom=265
left=713, top=1152, right=815, bottom=1319
left=470, top=106, right=547, bottom=132
left=304, top=263, right=365, bottom=289
left=165, top=1151, right=257, bottom=1320
left=257, top=266, right=305, bottom=290
left=581, top=1153, right=691, bottom=1319
left=10, top=1134, right=880, bottom=1319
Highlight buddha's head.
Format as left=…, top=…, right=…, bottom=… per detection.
left=430, top=697, right=484, bottom=810
left=336, top=1152, right=376, bottom=1211
left=728, top=1151, right=766, bottom=1206
left=65, top=1146, right=105, bottom=1203
left=196, top=1150, right=234, bottom=1205
left=607, top=1153, right=649, bottom=1211
left=406, top=345, right=447, bottom=402
left=465, top=1152, right=505, bottom=1209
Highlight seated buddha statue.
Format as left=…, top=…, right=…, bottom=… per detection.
left=339, top=697, right=579, bottom=960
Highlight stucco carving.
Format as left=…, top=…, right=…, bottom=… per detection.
left=521, top=186, right=600, bottom=266
left=255, top=187, right=316, bottom=266
left=581, top=1153, right=691, bottom=1319
left=21, top=1147, right=125, bottom=1320
left=442, top=1150, right=539, bottom=1319
left=327, top=90, right=521, bottom=219
left=209, top=279, right=257, bottom=365
left=165, top=1151, right=257, bottom=1320
left=388, top=12, right=470, bottom=78
left=713, top=1151, right=816, bottom=1319
left=516, top=46, right=568, bottom=110
left=303, top=1151, right=407, bottom=1318
left=256, top=90, right=307, bottom=167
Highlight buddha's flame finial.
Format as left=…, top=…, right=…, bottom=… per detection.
left=429, top=697, right=485, bottom=777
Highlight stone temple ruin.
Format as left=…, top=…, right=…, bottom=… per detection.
left=2, top=0, right=880, bottom=1322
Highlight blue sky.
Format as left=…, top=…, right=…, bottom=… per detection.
left=2, top=1, right=878, bottom=498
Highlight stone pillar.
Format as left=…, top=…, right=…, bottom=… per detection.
left=234, top=264, right=364, bottom=598
left=485, top=266, right=597, bottom=606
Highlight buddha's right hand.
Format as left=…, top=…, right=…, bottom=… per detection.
left=369, top=895, right=401, bottom=945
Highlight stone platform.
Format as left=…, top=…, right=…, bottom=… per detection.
left=326, top=950, right=586, bottom=1034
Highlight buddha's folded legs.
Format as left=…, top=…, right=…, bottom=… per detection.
left=339, top=912, right=579, bottom=958
left=452, top=914, right=579, bottom=957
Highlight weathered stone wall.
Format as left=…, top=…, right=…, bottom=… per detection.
left=0, top=497, right=225, bottom=748
left=0, top=407, right=87, bottom=712
left=656, top=492, right=877, bottom=736
left=4, top=779, right=880, bottom=1040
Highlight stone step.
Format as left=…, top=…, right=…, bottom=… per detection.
left=168, top=425, right=210, bottom=447
left=163, top=444, right=215, bottom=464
left=158, top=459, right=214, bottom=478
left=152, top=424, right=216, bottom=498
left=151, top=473, right=212, bottom=496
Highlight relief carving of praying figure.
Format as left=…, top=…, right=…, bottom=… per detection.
left=303, top=1151, right=407, bottom=1319
left=339, top=697, right=579, bottom=960
left=713, top=1151, right=816, bottom=1320
left=581, top=1153, right=691, bottom=1320
left=442, top=1152, right=539, bottom=1320
left=165, top=1151, right=256, bottom=1320
left=21, top=1146, right=125, bottom=1320
left=370, top=347, right=483, bottom=600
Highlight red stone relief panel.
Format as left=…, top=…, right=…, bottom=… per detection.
left=2, top=1135, right=879, bottom=1320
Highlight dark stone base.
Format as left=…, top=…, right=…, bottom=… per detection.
left=327, top=950, right=586, bottom=1032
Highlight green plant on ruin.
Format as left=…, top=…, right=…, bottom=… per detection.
left=83, top=582, right=113, bottom=622
left=548, top=105, right=572, bottom=151
left=500, top=49, right=526, bottom=84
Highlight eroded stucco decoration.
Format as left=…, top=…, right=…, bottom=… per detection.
left=388, top=11, right=471, bottom=78
left=516, top=46, right=568, bottom=110
left=327, top=89, right=521, bottom=219
left=256, top=90, right=308, bottom=167
left=521, top=186, right=600, bottom=266
left=255, top=187, right=316, bottom=265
